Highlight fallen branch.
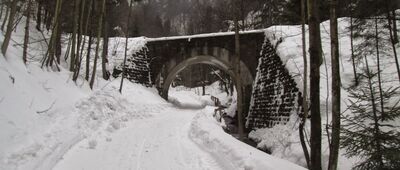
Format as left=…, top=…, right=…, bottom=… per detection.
left=13, top=38, right=49, bottom=47
left=36, top=100, right=56, bottom=114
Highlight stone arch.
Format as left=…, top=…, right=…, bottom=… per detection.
left=160, top=55, right=253, bottom=101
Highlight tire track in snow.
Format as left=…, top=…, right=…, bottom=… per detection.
left=53, top=107, right=224, bottom=170
left=135, top=132, right=149, bottom=170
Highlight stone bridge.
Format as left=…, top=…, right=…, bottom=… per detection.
left=146, top=31, right=265, bottom=115
left=124, top=30, right=303, bottom=129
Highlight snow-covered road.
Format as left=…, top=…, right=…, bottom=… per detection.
left=1, top=78, right=305, bottom=170
left=53, top=107, right=223, bottom=170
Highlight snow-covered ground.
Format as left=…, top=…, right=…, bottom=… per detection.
left=0, top=15, right=306, bottom=170
left=170, top=81, right=238, bottom=117
left=52, top=86, right=222, bottom=170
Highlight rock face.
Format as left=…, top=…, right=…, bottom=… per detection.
left=113, top=48, right=152, bottom=87
left=246, top=37, right=303, bottom=129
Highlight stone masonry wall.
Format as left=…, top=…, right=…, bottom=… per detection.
left=246, top=36, right=303, bottom=129
left=112, top=48, right=152, bottom=87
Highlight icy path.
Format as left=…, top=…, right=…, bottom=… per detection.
left=53, top=107, right=223, bottom=170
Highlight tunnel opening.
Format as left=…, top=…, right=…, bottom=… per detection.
left=168, top=63, right=240, bottom=132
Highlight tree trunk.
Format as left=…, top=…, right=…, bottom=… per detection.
left=350, top=11, right=358, bottom=86
left=64, top=34, right=72, bottom=62
left=42, top=0, right=62, bottom=71
left=45, top=9, right=51, bottom=31
left=55, top=20, right=61, bottom=64
left=84, top=0, right=94, bottom=81
left=69, top=0, right=81, bottom=72
left=120, top=0, right=134, bottom=93
left=364, top=55, right=384, bottom=168
left=36, top=2, right=41, bottom=31
left=299, top=0, right=310, bottom=168
left=387, top=9, right=400, bottom=83
left=392, top=10, right=398, bottom=44
left=0, top=1, right=4, bottom=21
left=328, top=0, right=340, bottom=169
left=308, top=0, right=323, bottom=169
left=73, top=0, right=86, bottom=82
left=374, top=17, right=385, bottom=120
left=1, top=0, right=17, bottom=56
left=90, top=0, right=106, bottom=89
left=86, top=32, right=92, bottom=81
left=101, top=12, right=110, bottom=80
left=23, top=0, right=32, bottom=64
left=1, top=0, right=9, bottom=32
left=234, top=0, right=244, bottom=141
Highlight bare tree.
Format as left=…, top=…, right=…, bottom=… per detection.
left=307, top=0, right=323, bottom=169
left=328, top=0, right=341, bottom=169
left=41, top=0, right=62, bottom=70
left=101, top=7, right=110, bottom=80
left=90, top=0, right=106, bottom=89
left=72, top=0, right=86, bottom=82
left=120, top=0, right=134, bottom=93
left=85, top=0, right=94, bottom=81
left=233, top=0, right=244, bottom=141
left=1, top=0, right=10, bottom=31
left=299, top=0, right=311, bottom=168
left=86, top=31, right=92, bottom=81
left=392, top=10, right=398, bottom=44
left=70, top=0, right=81, bottom=72
left=0, top=1, right=5, bottom=20
left=23, top=0, right=33, bottom=64
left=1, top=0, right=17, bottom=56
left=35, top=1, right=42, bottom=31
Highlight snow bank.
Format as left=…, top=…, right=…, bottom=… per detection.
left=1, top=77, right=168, bottom=169
left=169, top=82, right=237, bottom=116
left=249, top=114, right=309, bottom=168
left=0, top=17, right=89, bottom=169
left=0, top=15, right=165, bottom=169
left=168, top=88, right=207, bottom=109
left=189, top=107, right=306, bottom=170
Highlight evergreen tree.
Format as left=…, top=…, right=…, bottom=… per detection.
left=341, top=57, right=400, bottom=170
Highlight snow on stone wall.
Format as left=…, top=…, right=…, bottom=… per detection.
left=112, top=47, right=152, bottom=87
left=246, top=35, right=303, bottom=129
